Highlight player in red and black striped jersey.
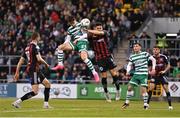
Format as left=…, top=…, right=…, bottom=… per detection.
left=147, top=46, right=173, bottom=110
left=86, top=22, right=121, bottom=102
left=12, top=32, right=52, bottom=109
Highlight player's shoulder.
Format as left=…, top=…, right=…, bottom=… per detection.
left=159, top=54, right=168, bottom=60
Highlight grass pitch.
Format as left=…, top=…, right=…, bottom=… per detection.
left=0, top=98, right=180, bottom=117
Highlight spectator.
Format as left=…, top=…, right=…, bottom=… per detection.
left=172, top=59, right=180, bottom=81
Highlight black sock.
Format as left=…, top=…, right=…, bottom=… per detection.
left=102, top=78, right=108, bottom=93
left=44, top=88, right=50, bottom=102
left=112, top=75, right=120, bottom=91
left=166, top=92, right=172, bottom=106
left=147, top=90, right=152, bottom=104
left=21, top=91, right=36, bottom=101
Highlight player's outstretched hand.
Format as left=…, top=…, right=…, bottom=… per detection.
left=13, top=72, right=19, bottom=82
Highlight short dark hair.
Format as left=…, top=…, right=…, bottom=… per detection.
left=94, top=22, right=102, bottom=27
left=67, top=16, right=75, bottom=23
left=133, top=42, right=142, bottom=47
left=153, top=45, right=161, bottom=49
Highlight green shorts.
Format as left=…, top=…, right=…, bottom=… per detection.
left=129, top=74, right=148, bottom=87
left=69, top=41, right=89, bottom=52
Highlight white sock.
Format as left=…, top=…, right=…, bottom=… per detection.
left=44, top=102, right=49, bottom=106
left=16, top=99, right=22, bottom=103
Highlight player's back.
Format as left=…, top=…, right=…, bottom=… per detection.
left=129, top=51, right=149, bottom=75
left=67, top=22, right=87, bottom=41
left=23, top=42, right=40, bottom=72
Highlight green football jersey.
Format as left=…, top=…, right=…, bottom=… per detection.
left=129, top=51, right=150, bottom=75
left=67, top=22, right=88, bottom=42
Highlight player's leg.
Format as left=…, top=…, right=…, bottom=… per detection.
left=110, top=69, right=120, bottom=100
left=107, top=56, right=120, bottom=100
left=162, top=76, right=173, bottom=110
left=147, top=78, right=156, bottom=105
left=100, top=71, right=111, bottom=102
left=122, top=84, right=134, bottom=109
left=40, top=71, right=52, bottom=108
left=12, top=72, right=39, bottom=108
left=52, top=41, right=74, bottom=70
left=139, top=74, right=149, bottom=109
left=78, top=41, right=99, bottom=82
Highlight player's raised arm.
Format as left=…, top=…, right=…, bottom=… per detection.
left=87, top=29, right=104, bottom=35
left=14, top=57, right=25, bottom=81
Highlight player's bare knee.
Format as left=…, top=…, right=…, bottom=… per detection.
left=43, top=79, right=51, bottom=88
left=80, top=51, right=88, bottom=60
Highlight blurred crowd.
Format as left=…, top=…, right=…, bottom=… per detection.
left=0, top=0, right=179, bottom=82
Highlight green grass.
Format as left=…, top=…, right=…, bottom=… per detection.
left=0, top=98, right=180, bottom=117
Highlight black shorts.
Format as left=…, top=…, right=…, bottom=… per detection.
left=97, top=56, right=117, bottom=72
left=28, top=71, right=46, bottom=85
left=150, top=75, right=169, bottom=85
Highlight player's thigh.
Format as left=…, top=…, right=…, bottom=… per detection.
left=29, top=72, right=41, bottom=85
left=139, top=74, right=148, bottom=87
left=100, top=71, right=108, bottom=78
left=60, top=42, right=74, bottom=51
left=129, top=74, right=139, bottom=86
left=97, top=59, right=108, bottom=73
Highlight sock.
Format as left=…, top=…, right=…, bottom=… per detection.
left=44, top=88, right=50, bottom=102
left=21, top=91, right=36, bottom=101
left=83, top=59, right=95, bottom=73
left=125, top=91, right=132, bottom=104
left=166, top=92, right=172, bottom=106
left=143, top=92, right=148, bottom=106
left=57, top=49, right=64, bottom=65
left=16, top=99, right=22, bottom=104
left=112, top=75, right=120, bottom=91
left=44, top=101, right=49, bottom=106
left=147, top=90, right=152, bottom=104
left=102, top=78, right=108, bottom=93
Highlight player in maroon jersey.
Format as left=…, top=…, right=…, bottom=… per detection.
left=84, top=22, right=121, bottom=102
left=12, top=32, right=52, bottom=109
left=147, top=46, right=173, bottom=110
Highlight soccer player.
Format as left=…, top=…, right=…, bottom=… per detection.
left=52, top=16, right=99, bottom=82
left=122, top=43, right=156, bottom=109
left=78, top=22, right=121, bottom=102
left=12, top=32, right=51, bottom=109
left=147, top=46, right=173, bottom=110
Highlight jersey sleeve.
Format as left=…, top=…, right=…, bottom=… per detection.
left=164, top=55, right=169, bottom=65
left=33, top=45, right=40, bottom=55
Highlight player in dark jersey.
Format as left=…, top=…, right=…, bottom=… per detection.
left=85, top=22, right=121, bottom=102
left=147, top=46, right=173, bottom=110
left=12, top=32, right=51, bottom=109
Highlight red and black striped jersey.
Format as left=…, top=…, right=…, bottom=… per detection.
left=154, top=54, right=169, bottom=76
left=88, top=30, right=111, bottom=61
left=22, top=42, right=40, bottom=72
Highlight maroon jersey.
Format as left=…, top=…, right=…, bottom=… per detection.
left=89, top=31, right=111, bottom=61
left=154, top=54, right=169, bottom=76
left=22, top=42, right=40, bottom=72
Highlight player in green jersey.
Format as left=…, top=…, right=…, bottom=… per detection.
left=52, top=16, right=99, bottom=82
left=122, top=43, right=156, bottom=109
